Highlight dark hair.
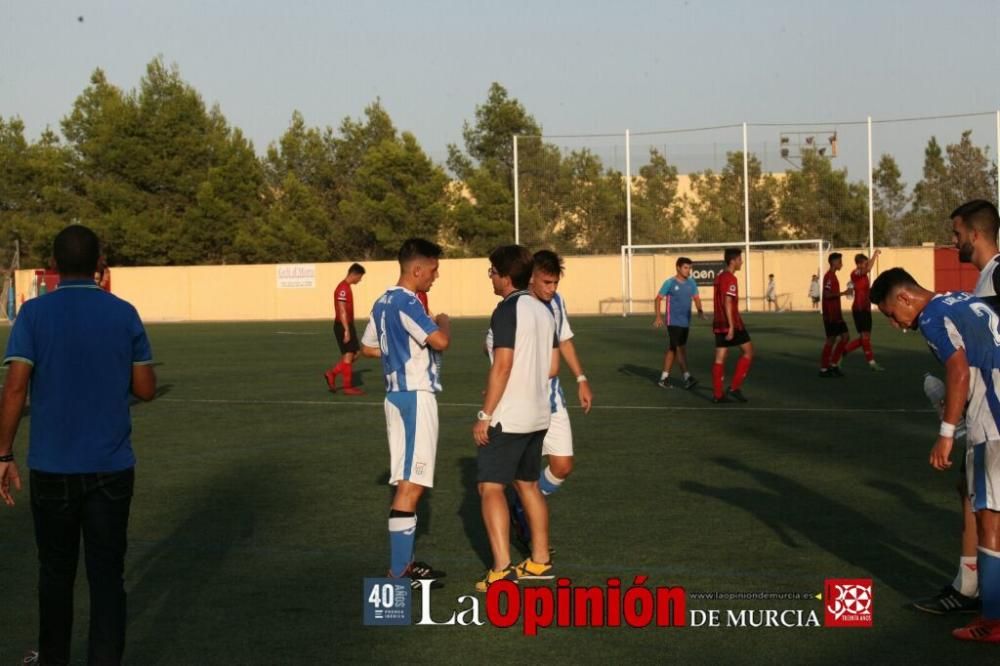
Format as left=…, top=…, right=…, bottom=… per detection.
left=533, top=249, right=564, bottom=277
left=828, top=252, right=842, bottom=265
left=348, top=262, right=365, bottom=275
left=676, top=257, right=692, bottom=268
left=854, top=253, right=867, bottom=265
left=951, top=199, right=1000, bottom=239
left=398, top=238, right=443, bottom=266
left=53, top=224, right=100, bottom=276
left=768, top=273, right=774, bottom=279
left=489, top=245, right=533, bottom=289
left=723, top=248, right=742, bottom=265
left=870, top=267, right=920, bottom=305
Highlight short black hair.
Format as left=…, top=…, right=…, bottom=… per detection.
left=768, top=273, right=774, bottom=279
left=676, top=257, right=692, bottom=268
left=828, top=252, right=842, bottom=265
left=723, top=248, right=742, bottom=264
left=870, top=267, right=920, bottom=305
left=398, top=238, right=443, bottom=266
left=53, top=224, right=100, bottom=276
left=489, top=245, right=533, bottom=289
left=951, top=199, right=1000, bottom=239
left=348, top=262, right=365, bottom=275
left=854, top=253, right=867, bottom=265
left=533, top=249, right=564, bottom=277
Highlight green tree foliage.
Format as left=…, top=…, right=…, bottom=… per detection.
left=872, top=154, right=910, bottom=245
left=631, top=148, right=686, bottom=245
left=777, top=150, right=869, bottom=246
left=909, top=131, right=998, bottom=244
left=688, top=152, right=780, bottom=243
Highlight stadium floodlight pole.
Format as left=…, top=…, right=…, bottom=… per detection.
left=742, top=122, right=751, bottom=311
left=513, top=134, right=520, bottom=244
left=625, top=128, right=634, bottom=315
left=867, top=116, right=874, bottom=256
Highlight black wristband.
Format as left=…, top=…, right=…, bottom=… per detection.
left=0, top=453, right=13, bottom=463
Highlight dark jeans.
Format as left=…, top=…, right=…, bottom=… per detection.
left=30, top=468, right=134, bottom=666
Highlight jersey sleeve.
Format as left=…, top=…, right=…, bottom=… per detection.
left=919, top=306, right=963, bottom=364
left=361, top=315, right=379, bottom=348
left=491, top=301, right=517, bottom=349
left=658, top=279, right=674, bottom=297
left=558, top=296, right=574, bottom=342
left=3, top=304, right=35, bottom=366
left=335, top=285, right=349, bottom=302
left=724, top=274, right=738, bottom=298
left=399, top=297, right=438, bottom=345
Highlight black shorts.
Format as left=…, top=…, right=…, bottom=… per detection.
left=714, top=329, right=751, bottom=348
left=823, top=320, right=849, bottom=338
left=334, top=321, right=360, bottom=354
left=852, top=309, right=872, bottom=333
left=477, top=426, right=546, bottom=485
left=667, top=325, right=690, bottom=350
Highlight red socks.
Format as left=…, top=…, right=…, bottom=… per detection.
left=712, top=362, right=725, bottom=399
left=861, top=337, right=874, bottom=362
left=820, top=342, right=833, bottom=369
left=842, top=338, right=862, bottom=356
left=342, top=362, right=354, bottom=388
left=830, top=338, right=847, bottom=366
left=732, top=356, right=752, bottom=390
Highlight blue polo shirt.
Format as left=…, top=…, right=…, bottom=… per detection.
left=4, top=279, right=153, bottom=473
left=658, top=277, right=699, bottom=328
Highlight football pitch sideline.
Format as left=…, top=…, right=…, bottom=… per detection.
left=0, top=312, right=994, bottom=663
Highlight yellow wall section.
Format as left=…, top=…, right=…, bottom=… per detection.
left=14, top=247, right=935, bottom=322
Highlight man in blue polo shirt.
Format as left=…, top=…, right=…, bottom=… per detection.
left=0, top=224, right=156, bottom=666
left=653, top=257, right=705, bottom=389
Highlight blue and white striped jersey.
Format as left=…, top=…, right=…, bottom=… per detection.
left=362, top=287, right=441, bottom=393
left=544, top=293, right=575, bottom=413
left=919, top=292, right=1000, bottom=444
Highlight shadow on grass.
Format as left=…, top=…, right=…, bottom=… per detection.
left=457, top=457, right=493, bottom=568
left=680, top=456, right=951, bottom=596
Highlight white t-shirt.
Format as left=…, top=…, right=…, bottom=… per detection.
left=484, top=290, right=558, bottom=433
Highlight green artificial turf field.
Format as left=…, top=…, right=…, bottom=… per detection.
left=0, top=312, right=994, bottom=663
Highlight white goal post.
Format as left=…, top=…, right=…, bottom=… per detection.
left=620, top=239, right=830, bottom=316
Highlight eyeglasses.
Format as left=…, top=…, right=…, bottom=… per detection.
left=487, top=267, right=498, bottom=277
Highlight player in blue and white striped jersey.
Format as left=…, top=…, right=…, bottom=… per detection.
left=872, top=268, right=1000, bottom=642
left=361, top=238, right=451, bottom=589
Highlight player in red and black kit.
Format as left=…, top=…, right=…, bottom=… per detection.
left=840, top=250, right=884, bottom=371
left=711, top=248, right=753, bottom=403
left=819, top=252, right=850, bottom=377
left=324, top=263, right=366, bottom=395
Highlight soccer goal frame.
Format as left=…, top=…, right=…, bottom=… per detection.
left=620, top=239, right=830, bottom=316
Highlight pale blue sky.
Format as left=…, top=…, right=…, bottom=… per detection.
left=2, top=0, right=998, bottom=183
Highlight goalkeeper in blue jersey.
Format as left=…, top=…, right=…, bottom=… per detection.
left=871, top=268, right=1000, bottom=642
left=653, top=257, right=706, bottom=389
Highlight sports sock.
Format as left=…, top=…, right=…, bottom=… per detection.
left=538, top=466, right=565, bottom=496
left=388, top=510, right=417, bottom=578
left=712, top=362, right=725, bottom=399
left=820, top=342, right=832, bottom=369
left=683, top=372, right=691, bottom=380
left=830, top=337, right=847, bottom=365
left=842, top=338, right=862, bottom=356
left=660, top=371, right=669, bottom=381
left=953, top=555, right=980, bottom=597
left=731, top=356, right=752, bottom=390
left=861, top=337, right=874, bottom=362
left=342, top=362, right=354, bottom=388
left=978, top=547, right=1000, bottom=619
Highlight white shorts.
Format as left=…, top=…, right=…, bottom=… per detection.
left=967, top=440, right=1000, bottom=512
left=385, top=391, right=438, bottom=488
left=542, top=408, right=574, bottom=457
